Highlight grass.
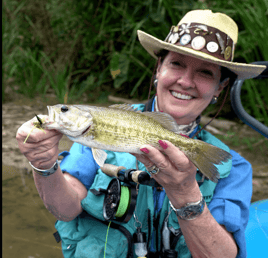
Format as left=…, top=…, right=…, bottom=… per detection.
left=2, top=0, right=267, bottom=126
left=217, top=127, right=268, bottom=159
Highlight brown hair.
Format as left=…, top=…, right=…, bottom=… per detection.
left=154, top=49, right=237, bottom=85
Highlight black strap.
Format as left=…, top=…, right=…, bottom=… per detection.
left=81, top=212, right=133, bottom=258
left=53, top=212, right=134, bottom=258
left=154, top=212, right=161, bottom=253
left=53, top=231, right=61, bottom=243
left=148, top=251, right=161, bottom=258
left=170, top=228, right=183, bottom=249
left=147, top=209, right=151, bottom=251
left=108, top=221, right=133, bottom=258
left=144, top=95, right=155, bottom=112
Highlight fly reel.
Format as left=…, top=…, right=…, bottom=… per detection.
left=102, top=178, right=137, bottom=223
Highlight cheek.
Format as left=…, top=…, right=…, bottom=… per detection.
left=161, top=69, right=167, bottom=76
left=198, top=83, right=218, bottom=99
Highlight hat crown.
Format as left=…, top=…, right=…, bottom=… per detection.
left=178, top=10, right=238, bottom=43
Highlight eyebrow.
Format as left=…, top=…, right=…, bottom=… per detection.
left=171, top=53, right=219, bottom=70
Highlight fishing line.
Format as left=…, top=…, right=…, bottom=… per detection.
left=115, top=186, right=130, bottom=218
left=24, top=115, right=46, bottom=144
left=24, top=126, right=38, bottom=144
left=101, top=178, right=137, bottom=223
left=103, top=221, right=112, bottom=258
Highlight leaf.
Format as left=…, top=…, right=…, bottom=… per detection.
left=110, top=52, right=129, bottom=89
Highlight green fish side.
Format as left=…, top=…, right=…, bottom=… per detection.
left=82, top=106, right=231, bottom=183
left=86, top=107, right=172, bottom=151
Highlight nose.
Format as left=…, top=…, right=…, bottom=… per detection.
left=176, top=68, right=195, bottom=88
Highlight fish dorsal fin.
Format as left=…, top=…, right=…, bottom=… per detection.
left=109, top=103, right=140, bottom=112
left=142, top=112, right=179, bottom=133
left=92, top=148, right=107, bottom=167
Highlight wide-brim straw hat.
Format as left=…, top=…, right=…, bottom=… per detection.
left=137, top=10, right=266, bottom=80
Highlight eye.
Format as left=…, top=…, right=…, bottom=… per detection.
left=61, top=105, right=69, bottom=112
left=201, top=70, right=213, bottom=76
left=171, top=61, right=181, bottom=66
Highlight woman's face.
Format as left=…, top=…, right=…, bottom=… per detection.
left=156, top=52, right=228, bottom=125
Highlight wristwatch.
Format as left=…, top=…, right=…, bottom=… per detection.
left=29, top=160, right=59, bottom=177
left=169, top=192, right=205, bottom=220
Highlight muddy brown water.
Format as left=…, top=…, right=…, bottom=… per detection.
left=2, top=95, right=268, bottom=257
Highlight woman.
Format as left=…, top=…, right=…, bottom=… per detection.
left=16, top=10, right=266, bottom=258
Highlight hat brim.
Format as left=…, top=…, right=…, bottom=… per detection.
left=137, top=30, right=266, bottom=80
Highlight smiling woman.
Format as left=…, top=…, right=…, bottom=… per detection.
left=155, top=52, right=227, bottom=125
left=16, top=9, right=266, bottom=258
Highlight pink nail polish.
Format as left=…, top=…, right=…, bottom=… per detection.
left=140, top=148, right=149, bottom=154
left=180, top=134, right=189, bottom=138
left=159, top=140, right=168, bottom=149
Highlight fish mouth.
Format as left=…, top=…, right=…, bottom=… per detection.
left=82, top=125, right=91, bottom=135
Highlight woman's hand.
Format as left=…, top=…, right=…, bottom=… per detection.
left=16, top=115, right=63, bottom=170
left=132, top=140, right=199, bottom=202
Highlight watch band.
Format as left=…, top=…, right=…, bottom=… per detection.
left=169, top=192, right=205, bottom=220
left=29, top=160, right=59, bottom=177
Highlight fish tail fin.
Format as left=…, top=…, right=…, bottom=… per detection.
left=184, top=142, right=232, bottom=183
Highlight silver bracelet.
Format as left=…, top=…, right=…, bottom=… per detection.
left=29, top=160, right=59, bottom=177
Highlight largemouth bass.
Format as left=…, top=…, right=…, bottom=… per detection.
left=41, top=104, right=232, bottom=183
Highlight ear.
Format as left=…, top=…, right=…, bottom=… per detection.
left=215, top=78, right=229, bottom=97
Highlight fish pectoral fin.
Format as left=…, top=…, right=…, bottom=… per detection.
left=109, top=103, right=141, bottom=112
left=142, top=112, right=179, bottom=133
left=92, top=148, right=107, bottom=167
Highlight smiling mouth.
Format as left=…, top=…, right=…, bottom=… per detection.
left=82, top=125, right=91, bottom=135
left=170, top=91, right=194, bottom=100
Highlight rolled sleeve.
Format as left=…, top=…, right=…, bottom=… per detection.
left=59, top=143, right=100, bottom=190
left=208, top=150, right=252, bottom=258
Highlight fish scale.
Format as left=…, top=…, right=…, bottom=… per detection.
left=43, top=104, right=232, bottom=183
left=88, top=109, right=161, bottom=148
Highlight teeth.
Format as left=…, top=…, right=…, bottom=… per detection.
left=171, top=91, right=193, bottom=100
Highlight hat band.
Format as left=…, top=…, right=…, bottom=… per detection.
left=164, top=22, right=235, bottom=61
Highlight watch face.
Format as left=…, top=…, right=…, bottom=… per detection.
left=176, top=197, right=205, bottom=220
left=54, top=162, right=58, bottom=171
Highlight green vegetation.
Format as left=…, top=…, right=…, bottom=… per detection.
left=3, top=0, right=268, bottom=125
left=217, top=127, right=268, bottom=155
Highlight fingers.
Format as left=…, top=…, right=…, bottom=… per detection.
left=158, top=140, right=196, bottom=171
left=30, top=147, right=60, bottom=170
left=137, top=140, right=195, bottom=172
left=21, top=133, right=63, bottom=154
left=140, top=144, right=174, bottom=173
left=16, top=117, right=63, bottom=169
left=137, top=141, right=197, bottom=188
left=131, top=153, right=155, bottom=168
left=16, top=116, right=61, bottom=144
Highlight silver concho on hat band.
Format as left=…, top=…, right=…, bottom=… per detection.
left=180, top=34, right=191, bottom=45
left=170, top=33, right=179, bottom=44
left=191, top=36, right=206, bottom=50
left=206, top=41, right=219, bottom=53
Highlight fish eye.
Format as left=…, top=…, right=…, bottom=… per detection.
left=61, top=105, right=69, bottom=112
